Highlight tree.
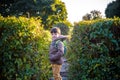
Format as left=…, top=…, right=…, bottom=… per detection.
left=0, top=0, right=54, bottom=17
left=82, top=13, right=92, bottom=20
left=44, top=0, right=68, bottom=29
left=0, top=0, right=68, bottom=29
left=90, top=10, right=102, bottom=20
left=0, top=0, right=14, bottom=17
left=105, top=0, right=120, bottom=18
left=82, top=10, right=102, bottom=21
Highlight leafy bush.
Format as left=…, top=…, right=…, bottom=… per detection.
left=68, top=18, right=120, bottom=80
left=0, top=16, right=51, bottom=80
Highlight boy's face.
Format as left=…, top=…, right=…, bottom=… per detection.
left=51, top=32, right=60, bottom=40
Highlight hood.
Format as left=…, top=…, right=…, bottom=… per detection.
left=54, top=35, right=68, bottom=41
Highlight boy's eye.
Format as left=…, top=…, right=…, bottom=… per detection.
left=51, top=33, right=57, bottom=35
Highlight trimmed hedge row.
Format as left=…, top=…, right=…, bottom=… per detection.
left=0, top=16, right=51, bottom=80
left=68, top=18, right=120, bottom=80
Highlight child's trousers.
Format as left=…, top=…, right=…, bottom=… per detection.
left=52, top=64, right=62, bottom=80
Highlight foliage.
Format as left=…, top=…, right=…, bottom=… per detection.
left=82, top=10, right=102, bottom=20
left=0, top=16, right=52, bottom=80
left=53, top=22, right=71, bottom=35
left=67, top=18, right=120, bottom=80
left=0, top=0, right=68, bottom=29
left=105, top=0, right=120, bottom=18
left=82, top=13, right=92, bottom=21
left=0, top=0, right=14, bottom=17
left=0, top=0, right=53, bottom=17
left=45, top=0, right=67, bottom=29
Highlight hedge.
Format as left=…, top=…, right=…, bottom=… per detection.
left=0, top=16, right=51, bottom=80
left=68, top=18, right=120, bottom=80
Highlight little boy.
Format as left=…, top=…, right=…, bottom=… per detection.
left=49, top=27, right=67, bottom=80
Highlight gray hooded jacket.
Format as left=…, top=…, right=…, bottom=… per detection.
left=49, top=35, right=67, bottom=65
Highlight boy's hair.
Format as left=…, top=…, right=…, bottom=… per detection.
left=50, top=27, right=61, bottom=34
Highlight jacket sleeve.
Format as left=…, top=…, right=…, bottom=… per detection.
left=51, top=41, right=64, bottom=60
